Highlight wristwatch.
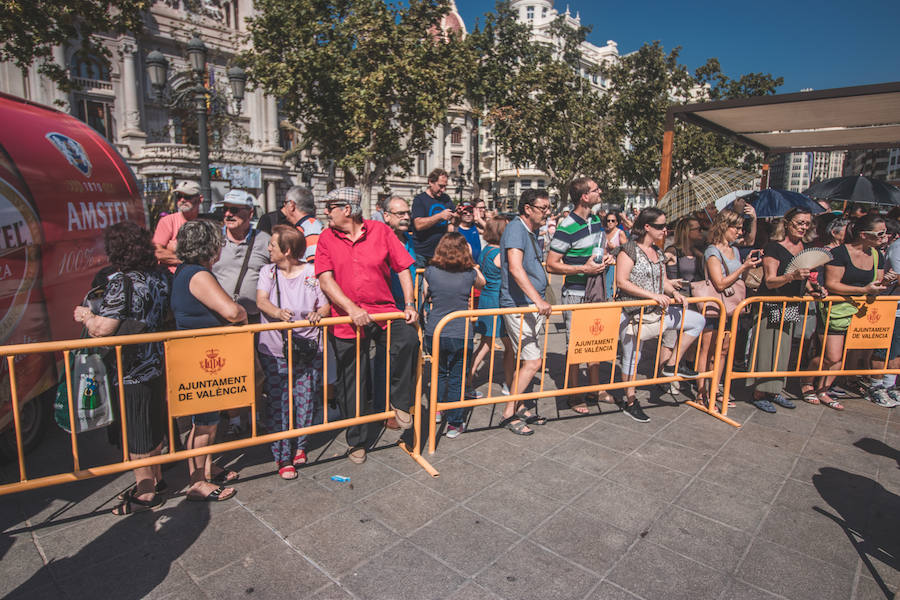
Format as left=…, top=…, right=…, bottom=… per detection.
left=405, top=301, right=416, bottom=308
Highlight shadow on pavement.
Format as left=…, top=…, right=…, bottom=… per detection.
left=813, top=465, right=899, bottom=600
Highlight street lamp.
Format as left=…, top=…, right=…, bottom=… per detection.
left=454, top=162, right=466, bottom=202
left=146, top=34, right=246, bottom=212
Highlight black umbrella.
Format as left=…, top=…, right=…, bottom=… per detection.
left=803, top=175, right=900, bottom=206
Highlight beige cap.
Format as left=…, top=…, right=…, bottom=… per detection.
left=174, top=180, right=201, bottom=196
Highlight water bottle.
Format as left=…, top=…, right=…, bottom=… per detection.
left=81, top=367, right=99, bottom=411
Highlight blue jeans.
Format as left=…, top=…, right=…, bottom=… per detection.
left=425, top=334, right=469, bottom=426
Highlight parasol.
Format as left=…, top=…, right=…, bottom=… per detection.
left=804, top=175, right=900, bottom=207
left=658, top=168, right=758, bottom=222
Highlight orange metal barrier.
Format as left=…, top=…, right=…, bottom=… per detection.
left=722, top=295, right=900, bottom=406
left=0, top=313, right=435, bottom=496
left=425, top=297, right=730, bottom=456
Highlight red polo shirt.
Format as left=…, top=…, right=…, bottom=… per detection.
left=315, top=220, right=414, bottom=338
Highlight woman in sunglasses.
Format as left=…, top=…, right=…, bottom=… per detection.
left=603, top=212, right=628, bottom=299
left=816, top=214, right=888, bottom=409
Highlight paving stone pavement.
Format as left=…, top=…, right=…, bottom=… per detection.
left=1, top=314, right=898, bottom=600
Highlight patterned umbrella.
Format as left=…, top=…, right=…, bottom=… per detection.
left=657, top=168, right=759, bottom=222
left=803, top=175, right=900, bottom=206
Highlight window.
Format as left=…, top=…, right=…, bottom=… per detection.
left=73, top=57, right=110, bottom=82
left=526, top=6, right=534, bottom=19
left=592, top=74, right=598, bottom=84
left=537, top=180, right=545, bottom=188
left=520, top=179, right=532, bottom=189
left=451, top=127, right=462, bottom=145
left=73, top=97, right=114, bottom=140
left=451, top=155, right=462, bottom=174
left=507, top=181, right=515, bottom=195
left=541, top=6, right=547, bottom=17
left=417, top=152, right=427, bottom=177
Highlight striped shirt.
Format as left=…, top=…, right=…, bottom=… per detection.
left=549, top=212, right=606, bottom=294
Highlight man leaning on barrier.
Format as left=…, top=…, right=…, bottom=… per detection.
left=315, top=188, right=420, bottom=464
left=498, top=188, right=554, bottom=436
left=547, top=176, right=616, bottom=415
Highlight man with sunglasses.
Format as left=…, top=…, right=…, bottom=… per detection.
left=211, top=189, right=271, bottom=324
left=153, top=180, right=204, bottom=272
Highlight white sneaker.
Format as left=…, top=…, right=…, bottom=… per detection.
left=501, top=383, right=510, bottom=396
left=870, top=386, right=898, bottom=408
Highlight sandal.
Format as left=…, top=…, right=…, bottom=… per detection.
left=186, top=484, right=236, bottom=502
left=278, top=462, right=298, bottom=480
left=209, top=469, right=239, bottom=485
left=597, top=391, right=616, bottom=404
left=715, top=394, right=736, bottom=409
left=292, top=449, right=307, bottom=468
left=117, top=479, right=167, bottom=501
left=801, top=390, right=820, bottom=405
left=516, top=407, right=547, bottom=425
left=500, top=415, right=534, bottom=436
left=112, top=492, right=164, bottom=515
left=750, top=397, right=777, bottom=413
left=770, top=394, right=796, bottom=409
left=817, top=392, right=844, bottom=411
left=566, top=396, right=590, bottom=415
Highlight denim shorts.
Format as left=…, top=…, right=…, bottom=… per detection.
left=192, top=410, right=220, bottom=427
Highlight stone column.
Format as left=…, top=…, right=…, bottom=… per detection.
left=119, top=40, right=146, bottom=150
left=266, top=179, right=278, bottom=212
left=263, top=94, right=280, bottom=152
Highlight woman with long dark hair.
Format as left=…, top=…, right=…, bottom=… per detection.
left=615, top=207, right=705, bottom=422
left=73, top=222, right=171, bottom=515
left=423, top=232, right=485, bottom=438
left=815, top=213, right=888, bottom=409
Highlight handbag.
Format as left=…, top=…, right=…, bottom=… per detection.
left=275, top=268, right=319, bottom=364
left=817, top=248, right=878, bottom=332
left=54, top=345, right=115, bottom=434
left=692, top=246, right=746, bottom=318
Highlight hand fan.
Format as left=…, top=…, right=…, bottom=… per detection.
left=784, top=248, right=832, bottom=274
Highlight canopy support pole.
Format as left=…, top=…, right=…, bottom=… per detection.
left=658, top=109, right=674, bottom=201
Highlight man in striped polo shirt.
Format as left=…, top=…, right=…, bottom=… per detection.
left=547, top=176, right=616, bottom=414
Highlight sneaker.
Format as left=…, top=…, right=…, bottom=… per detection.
left=770, top=394, right=796, bottom=409
left=661, top=364, right=700, bottom=379
left=445, top=424, right=465, bottom=439
left=623, top=400, right=650, bottom=423
left=500, top=383, right=510, bottom=396
left=870, top=386, right=899, bottom=408
left=887, top=387, right=900, bottom=405
left=435, top=411, right=442, bottom=423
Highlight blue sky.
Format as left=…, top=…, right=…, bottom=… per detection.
left=453, top=0, right=898, bottom=92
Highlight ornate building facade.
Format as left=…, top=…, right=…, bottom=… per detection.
left=0, top=0, right=478, bottom=218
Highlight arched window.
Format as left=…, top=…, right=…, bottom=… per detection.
left=451, top=127, right=462, bottom=145
left=73, top=56, right=110, bottom=81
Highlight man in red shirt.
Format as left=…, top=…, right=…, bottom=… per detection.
left=153, top=180, right=203, bottom=272
left=315, top=188, right=419, bottom=463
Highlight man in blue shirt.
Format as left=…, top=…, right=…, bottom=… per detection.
left=499, top=188, right=552, bottom=436
left=411, top=168, right=456, bottom=269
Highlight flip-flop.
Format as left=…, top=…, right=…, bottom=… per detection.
left=209, top=469, right=239, bottom=485
left=566, top=397, right=590, bottom=415
left=186, top=484, right=236, bottom=502
left=112, top=492, right=165, bottom=515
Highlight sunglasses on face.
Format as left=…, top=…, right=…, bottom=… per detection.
left=864, top=230, right=887, bottom=238
left=646, top=223, right=667, bottom=230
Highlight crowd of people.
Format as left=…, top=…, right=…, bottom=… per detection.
left=71, top=169, right=898, bottom=515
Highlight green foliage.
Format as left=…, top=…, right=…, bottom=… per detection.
left=603, top=43, right=783, bottom=198
left=0, top=0, right=147, bottom=93
left=242, top=0, right=468, bottom=203
left=467, top=3, right=617, bottom=204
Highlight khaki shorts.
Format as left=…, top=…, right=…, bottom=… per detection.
left=504, top=309, right=547, bottom=362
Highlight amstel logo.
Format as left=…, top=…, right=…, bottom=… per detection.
left=200, top=349, right=226, bottom=374
left=590, top=318, right=604, bottom=336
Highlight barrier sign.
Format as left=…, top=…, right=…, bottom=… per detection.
left=165, top=332, right=255, bottom=417
left=567, top=307, right=621, bottom=364
left=846, top=301, right=896, bottom=350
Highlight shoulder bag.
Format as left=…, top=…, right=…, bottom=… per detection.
left=691, top=246, right=746, bottom=319
left=275, top=268, right=319, bottom=364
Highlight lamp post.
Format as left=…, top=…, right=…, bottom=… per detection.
left=454, top=162, right=466, bottom=202
left=147, top=34, right=246, bottom=212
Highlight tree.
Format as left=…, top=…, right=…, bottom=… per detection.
left=0, top=0, right=147, bottom=93
left=603, top=43, right=783, bottom=198
left=466, top=3, right=617, bottom=205
left=242, top=0, right=469, bottom=210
